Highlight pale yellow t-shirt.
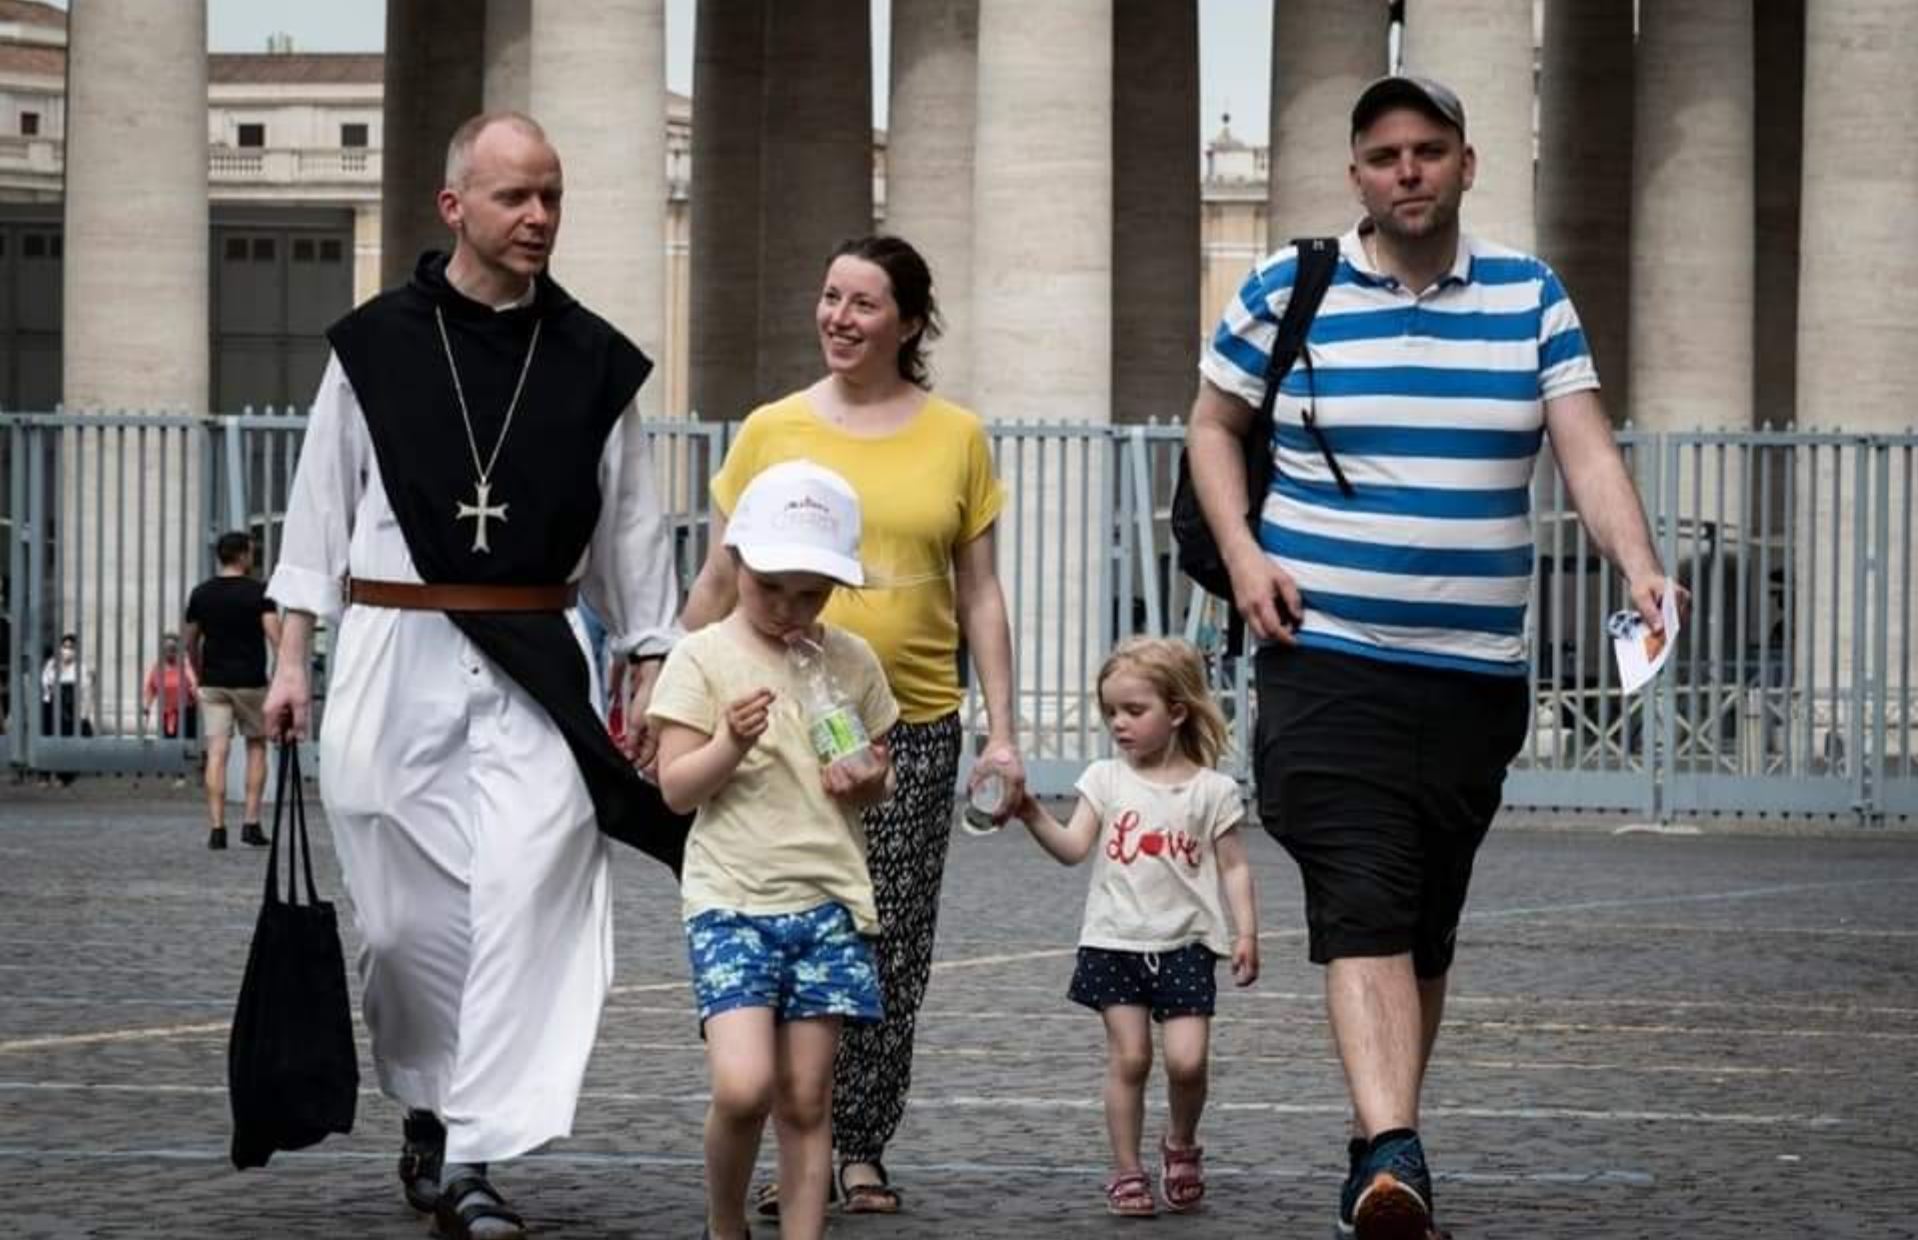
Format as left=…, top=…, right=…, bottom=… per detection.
left=1075, top=759, right=1246, bottom=956
left=648, top=616, right=901, bottom=934
left=710, top=393, right=1005, bottom=723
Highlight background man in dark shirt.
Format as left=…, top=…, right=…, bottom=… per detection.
left=185, top=531, right=280, bottom=850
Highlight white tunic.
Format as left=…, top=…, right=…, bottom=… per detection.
left=268, top=351, right=679, bottom=1164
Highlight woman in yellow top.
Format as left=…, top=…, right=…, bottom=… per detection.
left=680, top=234, right=1023, bottom=1214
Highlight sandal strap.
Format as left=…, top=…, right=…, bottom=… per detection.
left=437, top=1174, right=525, bottom=1231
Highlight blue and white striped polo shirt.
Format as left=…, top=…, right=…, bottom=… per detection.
left=1198, top=226, right=1599, bottom=676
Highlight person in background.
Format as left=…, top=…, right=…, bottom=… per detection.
left=186, top=531, right=279, bottom=850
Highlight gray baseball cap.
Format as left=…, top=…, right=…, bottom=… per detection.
left=1351, top=74, right=1467, bottom=140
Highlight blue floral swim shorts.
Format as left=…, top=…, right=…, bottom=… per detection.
left=685, top=902, right=885, bottom=1029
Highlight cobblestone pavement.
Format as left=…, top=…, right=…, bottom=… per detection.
left=3, top=781, right=1917, bottom=1238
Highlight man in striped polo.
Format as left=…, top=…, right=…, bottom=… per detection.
left=1187, top=75, right=1685, bottom=1240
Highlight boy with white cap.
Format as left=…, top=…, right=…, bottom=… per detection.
left=648, top=459, right=899, bottom=1240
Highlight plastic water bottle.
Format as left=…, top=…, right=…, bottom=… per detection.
left=786, top=634, right=881, bottom=779
left=961, top=760, right=1009, bottom=835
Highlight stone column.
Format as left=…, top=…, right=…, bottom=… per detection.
left=1267, top=0, right=1389, bottom=241
left=689, top=0, right=765, bottom=422
left=61, top=0, right=209, bottom=733
left=975, top=0, right=1112, bottom=740
left=381, top=1, right=484, bottom=288
left=1753, top=0, right=1804, bottom=431
left=1113, top=0, right=1199, bottom=427
left=1400, top=0, right=1536, bottom=250
left=1537, top=0, right=1632, bottom=421
left=1798, top=0, right=1916, bottom=738
left=755, top=0, right=873, bottom=400
left=484, top=0, right=532, bottom=113
left=888, top=0, right=979, bottom=403
left=63, top=0, right=206, bottom=414
left=531, top=0, right=667, bottom=414
left=1628, top=1, right=1753, bottom=433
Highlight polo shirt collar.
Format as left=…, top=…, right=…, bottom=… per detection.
left=1342, top=219, right=1477, bottom=291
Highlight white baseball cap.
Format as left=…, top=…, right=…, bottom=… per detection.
left=724, top=460, right=865, bottom=587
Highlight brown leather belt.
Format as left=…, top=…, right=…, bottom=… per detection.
left=344, top=577, right=578, bottom=613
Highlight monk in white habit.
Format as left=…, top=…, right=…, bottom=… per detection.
left=263, top=112, right=688, bottom=1240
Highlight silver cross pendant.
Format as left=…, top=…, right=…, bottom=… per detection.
left=456, top=480, right=508, bottom=553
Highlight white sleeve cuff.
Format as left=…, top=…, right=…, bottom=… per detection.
left=267, top=563, right=342, bottom=625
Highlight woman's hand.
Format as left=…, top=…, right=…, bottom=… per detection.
left=973, top=741, right=1027, bottom=825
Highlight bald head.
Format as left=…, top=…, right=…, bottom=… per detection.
left=444, top=111, right=553, bottom=191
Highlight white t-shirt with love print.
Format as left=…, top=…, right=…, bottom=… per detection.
left=1073, top=759, right=1246, bottom=956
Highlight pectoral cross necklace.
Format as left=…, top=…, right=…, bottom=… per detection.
left=435, top=306, right=542, bottom=554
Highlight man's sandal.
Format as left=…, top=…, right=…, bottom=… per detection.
left=433, top=1172, right=526, bottom=1240
left=1160, top=1138, right=1206, bottom=1213
left=836, top=1160, right=902, bottom=1214
left=1105, top=1169, right=1157, bottom=1218
left=397, top=1110, right=445, bottom=1214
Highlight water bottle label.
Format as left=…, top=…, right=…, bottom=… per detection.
left=809, top=708, right=867, bottom=762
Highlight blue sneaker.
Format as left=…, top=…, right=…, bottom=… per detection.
left=1350, top=1129, right=1435, bottom=1240
left=1335, top=1136, right=1367, bottom=1236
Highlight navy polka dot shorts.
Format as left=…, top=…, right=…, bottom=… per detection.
left=1068, top=943, right=1218, bottom=1022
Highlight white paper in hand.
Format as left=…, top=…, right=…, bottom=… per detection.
left=1608, top=587, right=1680, bottom=695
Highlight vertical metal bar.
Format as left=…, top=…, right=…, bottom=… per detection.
left=224, top=414, right=248, bottom=534
left=1803, top=446, right=1819, bottom=773
left=1089, top=431, right=1101, bottom=755
left=1656, top=436, right=1678, bottom=818
left=1572, top=467, right=1592, bottom=772
left=25, top=423, right=46, bottom=764
left=1902, top=444, right=1914, bottom=802
left=1756, top=440, right=1775, bottom=772
left=1128, top=430, right=1154, bottom=635
left=1685, top=439, right=1702, bottom=777
left=1547, top=458, right=1565, bottom=772
left=1870, top=441, right=1891, bottom=819
left=1709, top=442, right=1727, bottom=770
left=1830, top=444, right=1845, bottom=781
left=6, top=420, right=27, bottom=769
left=1732, top=441, right=1749, bottom=772
left=1850, top=441, right=1871, bottom=815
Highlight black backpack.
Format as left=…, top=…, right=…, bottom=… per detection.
left=1172, top=237, right=1340, bottom=604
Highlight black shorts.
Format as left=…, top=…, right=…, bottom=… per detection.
left=1254, top=644, right=1529, bottom=978
left=1068, top=944, right=1218, bottom=1022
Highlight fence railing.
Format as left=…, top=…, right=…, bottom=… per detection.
left=3, top=413, right=1911, bottom=822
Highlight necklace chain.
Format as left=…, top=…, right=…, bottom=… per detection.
left=435, top=306, right=542, bottom=487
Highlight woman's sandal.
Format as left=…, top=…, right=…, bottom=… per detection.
left=1105, top=1169, right=1158, bottom=1218
left=434, top=1172, right=526, bottom=1240
left=397, top=1110, right=445, bottom=1214
left=1160, top=1138, right=1206, bottom=1213
left=836, top=1160, right=902, bottom=1214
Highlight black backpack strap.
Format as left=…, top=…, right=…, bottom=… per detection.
left=1254, top=237, right=1340, bottom=428
left=1228, top=237, right=1339, bottom=659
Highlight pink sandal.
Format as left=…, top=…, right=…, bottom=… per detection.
left=1160, top=1138, right=1206, bottom=1213
left=1105, top=1169, right=1157, bottom=1217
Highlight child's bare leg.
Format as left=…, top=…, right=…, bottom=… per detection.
left=704, top=1007, right=777, bottom=1240
left=771, top=1015, right=842, bottom=1240
left=1161, top=1015, right=1211, bottom=1148
left=1101, top=1006, right=1153, bottom=1172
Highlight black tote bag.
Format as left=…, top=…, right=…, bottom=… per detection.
left=228, top=743, right=359, bottom=1169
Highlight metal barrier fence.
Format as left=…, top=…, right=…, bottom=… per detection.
left=4, top=413, right=1912, bottom=822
